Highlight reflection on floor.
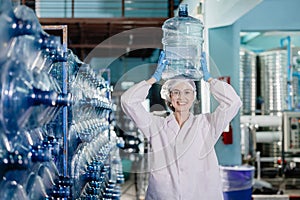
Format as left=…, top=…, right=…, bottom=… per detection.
left=121, top=173, right=148, bottom=200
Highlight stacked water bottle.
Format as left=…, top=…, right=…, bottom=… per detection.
left=70, top=128, right=124, bottom=199
left=68, top=64, right=124, bottom=199
left=0, top=0, right=124, bottom=199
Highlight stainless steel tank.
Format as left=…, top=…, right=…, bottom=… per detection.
left=258, top=49, right=288, bottom=115
left=240, top=48, right=257, bottom=115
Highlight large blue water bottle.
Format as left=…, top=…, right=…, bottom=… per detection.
left=162, top=4, right=204, bottom=80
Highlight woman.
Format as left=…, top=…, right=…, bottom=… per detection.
left=121, top=52, right=242, bottom=200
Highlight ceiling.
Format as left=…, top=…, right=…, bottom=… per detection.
left=241, top=31, right=300, bottom=53
left=205, top=0, right=263, bottom=28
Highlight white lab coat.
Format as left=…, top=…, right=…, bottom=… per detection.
left=121, top=79, right=242, bottom=200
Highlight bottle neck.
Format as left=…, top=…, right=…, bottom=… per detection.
left=178, top=11, right=188, bottom=17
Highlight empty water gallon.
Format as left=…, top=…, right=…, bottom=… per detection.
left=162, top=4, right=204, bottom=80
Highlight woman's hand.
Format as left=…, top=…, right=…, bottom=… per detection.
left=151, top=51, right=168, bottom=82
left=201, top=52, right=213, bottom=82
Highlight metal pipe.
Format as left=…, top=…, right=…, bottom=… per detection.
left=121, top=0, right=125, bottom=17
left=256, top=131, right=282, bottom=143
left=62, top=38, right=68, bottom=179
left=168, top=0, right=174, bottom=17
left=240, top=115, right=282, bottom=127
left=256, top=151, right=261, bottom=180
left=280, top=36, right=293, bottom=110
left=71, top=0, right=74, bottom=18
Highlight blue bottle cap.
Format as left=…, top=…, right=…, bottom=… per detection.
left=179, top=4, right=188, bottom=17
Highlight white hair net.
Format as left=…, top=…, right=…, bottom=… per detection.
left=160, top=79, right=196, bottom=102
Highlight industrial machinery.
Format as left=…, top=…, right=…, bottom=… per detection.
left=0, top=1, right=124, bottom=199
left=240, top=43, right=300, bottom=195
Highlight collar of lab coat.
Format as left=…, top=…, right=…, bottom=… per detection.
left=166, top=112, right=195, bottom=136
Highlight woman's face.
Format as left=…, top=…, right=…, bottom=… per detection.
left=170, top=82, right=195, bottom=112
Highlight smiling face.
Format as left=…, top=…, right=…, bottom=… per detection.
left=170, top=82, right=195, bottom=113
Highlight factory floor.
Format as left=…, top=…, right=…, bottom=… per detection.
left=120, top=175, right=300, bottom=200
left=121, top=173, right=148, bottom=200
left=260, top=177, right=300, bottom=200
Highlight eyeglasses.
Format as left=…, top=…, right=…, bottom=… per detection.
left=170, top=89, right=194, bottom=98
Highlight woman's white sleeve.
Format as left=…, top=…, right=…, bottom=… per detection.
left=205, top=79, right=242, bottom=140
left=120, top=80, right=155, bottom=139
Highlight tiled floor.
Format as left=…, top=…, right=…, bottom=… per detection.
left=121, top=175, right=136, bottom=200
left=121, top=173, right=148, bottom=200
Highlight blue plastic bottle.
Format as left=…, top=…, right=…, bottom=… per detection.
left=162, top=4, right=204, bottom=80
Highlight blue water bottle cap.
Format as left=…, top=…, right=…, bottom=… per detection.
left=179, top=4, right=188, bottom=17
